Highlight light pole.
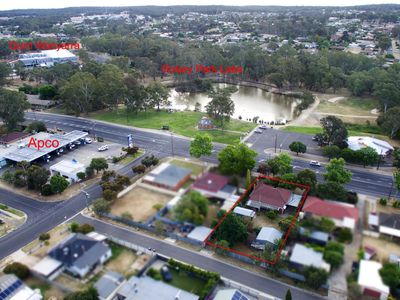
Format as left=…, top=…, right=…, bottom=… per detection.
left=274, top=134, right=277, bottom=153
left=376, top=150, right=383, bottom=170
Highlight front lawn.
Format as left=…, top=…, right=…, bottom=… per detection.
left=90, top=109, right=255, bottom=144
left=166, top=268, right=208, bottom=296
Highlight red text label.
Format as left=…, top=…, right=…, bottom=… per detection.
left=27, top=138, right=60, bottom=150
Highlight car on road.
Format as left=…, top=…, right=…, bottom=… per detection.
left=98, top=145, right=109, bottom=152
left=259, top=125, right=268, bottom=130
left=309, top=160, right=321, bottom=167
left=161, top=265, right=172, bottom=282
left=254, top=129, right=263, bottom=134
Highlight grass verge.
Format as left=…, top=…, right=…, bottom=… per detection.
left=0, top=204, right=25, bottom=217
left=118, top=150, right=144, bottom=165
left=90, top=109, right=255, bottom=144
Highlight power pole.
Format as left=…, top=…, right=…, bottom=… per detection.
left=274, top=134, right=277, bottom=153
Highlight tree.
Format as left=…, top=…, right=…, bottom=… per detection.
left=13, top=170, right=27, bottom=187
left=90, top=158, right=108, bottom=173
left=214, top=214, right=247, bottom=246
left=64, top=286, right=99, bottom=300
left=304, top=267, right=328, bottom=289
left=336, top=228, right=353, bottom=243
left=356, top=147, right=379, bottom=167
left=215, top=240, right=230, bottom=256
left=319, top=217, right=335, bottom=233
left=322, top=145, right=341, bottom=160
left=133, top=165, right=146, bottom=174
left=377, top=107, right=400, bottom=139
left=0, top=89, right=30, bottom=131
left=39, top=233, right=50, bottom=241
left=296, top=169, right=317, bottom=189
left=92, top=199, right=110, bottom=215
left=26, top=121, right=46, bottom=133
left=245, top=169, right=252, bottom=189
left=217, top=143, right=257, bottom=176
left=4, top=262, right=30, bottom=280
left=27, top=165, right=50, bottom=191
left=60, top=72, right=98, bottom=116
left=190, top=134, right=213, bottom=158
left=267, top=153, right=293, bottom=176
left=146, top=81, right=170, bottom=111
left=285, top=289, right=292, bottom=300
left=289, top=141, right=307, bottom=156
left=324, top=158, right=352, bottom=184
left=320, top=116, right=348, bottom=147
left=379, top=263, right=400, bottom=290
left=38, top=84, right=56, bottom=100
left=206, top=86, right=236, bottom=127
left=98, top=64, right=127, bottom=110
left=316, top=181, right=348, bottom=201
left=77, top=172, right=86, bottom=180
left=393, top=149, right=400, bottom=169
left=377, top=34, right=392, bottom=52
left=50, top=175, right=69, bottom=194
left=174, top=191, right=208, bottom=225
left=323, top=250, right=343, bottom=268
left=0, top=62, right=11, bottom=86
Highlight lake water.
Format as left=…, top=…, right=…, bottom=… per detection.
left=168, top=83, right=301, bottom=123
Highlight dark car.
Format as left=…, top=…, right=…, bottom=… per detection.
left=161, top=265, right=172, bottom=282
left=161, top=125, right=170, bottom=130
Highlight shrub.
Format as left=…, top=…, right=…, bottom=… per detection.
left=393, top=201, right=400, bottom=209
left=4, top=262, right=30, bottom=280
left=132, top=164, right=146, bottom=174
left=379, top=198, right=388, bottom=206
left=39, top=233, right=50, bottom=241
left=85, top=166, right=94, bottom=177
left=41, top=184, right=53, bottom=196
left=121, top=212, right=133, bottom=220
left=92, top=199, right=110, bottom=215
left=50, top=175, right=69, bottom=194
left=103, top=189, right=118, bottom=201
left=303, top=266, right=328, bottom=289
left=123, top=146, right=139, bottom=155
left=101, top=170, right=116, bottom=182
left=336, top=228, right=353, bottom=243
left=70, top=222, right=79, bottom=232
left=76, top=223, right=94, bottom=234
left=266, top=210, right=279, bottom=220
left=141, top=155, right=159, bottom=168
left=147, top=268, right=162, bottom=280
left=77, top=172, right=86, bottom=180
left=2, top=170, right=14, bottom=184
left=153, top=203, right=163, bottom=211
left=115, top=175, right=130, bottom=187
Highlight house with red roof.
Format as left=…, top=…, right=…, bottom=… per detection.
left=246, top=182, right=301, bottom=213
left=301, top=196, right=359, bottom=231
left=191, top=172, right=236, bottom=200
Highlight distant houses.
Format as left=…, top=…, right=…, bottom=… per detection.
left=378, top=213, right=400, bottom=238
left=289, top=244, right=331, bottom=272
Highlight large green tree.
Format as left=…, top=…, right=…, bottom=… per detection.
left=174, top=191, right=208, bottom=225
left=206, top=86, right=236, bottom=127
left=50, top=175, right=69, bottom=194
left=379, top=263, right=400, bottom=290
left=267, top=153, right=293, bottom=176
left=214, top=213, right=247, bottom=246
left=27, top=165, right=50, bottom=191
left=377, top=107, right=400, bottom=139
left=189, top=133, right=213, bottom=158
left=296, top=169, right=317, bottom=189
left=320, top=116, right=348, bottom=147
left=289, top=141, right=307, bottom=156
left=357, top=147, right=379, bottom=167
left=147, top=81, right=170, bottom=111
left=90, top=158, right=109, bottom=173
left=324, top=158, right=352, bottom=184
left=217, top=143, right=257, bottom=176
left=0, top=89, right=30, bottom=131
left=98, top=64, right=127, bottom=110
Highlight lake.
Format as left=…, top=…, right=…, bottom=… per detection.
left=168, top=83, right=301, bottom=123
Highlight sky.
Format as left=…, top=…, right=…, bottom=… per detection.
left=1, top=0, right=400, bottom=11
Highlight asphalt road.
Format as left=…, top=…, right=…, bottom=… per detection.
left=73, top=214, right=324, bottom=300
left=25, top=111, right=396, bottom=199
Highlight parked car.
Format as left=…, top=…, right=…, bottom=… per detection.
left=254, top=129, right=263, bottom=134
left=259, top=125, right=268, bottom=130
left=84, top=138, right=92, bottom=144
left=161, top=265, right=172, bottom=282
left=309, top=160, right=321, bottom=167
left=98, top=145, right=109, bottom=152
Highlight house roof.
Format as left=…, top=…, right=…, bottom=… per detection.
left=187, top=226, right=213, bottom=242
left=32, top=256, right=63, bottom=277
left=302, top=196, right=358, bottom=221
left=358, top=260, right=389, bottom=295
left=144, top=163, right=191, bottom=188
left=249, top=183, right=292, bottom=208
left=213, top=289, right=250, bottom=300
left=233, top=207, right=255, bottom=218
left=0, top=132, right=30, bottom=144
left=289, top=244, right=330, bottom=272
left=48, top=233, right=110, bottom=270
left=299, top=227, right=329, bottom=243
left=379, top=213, right=400, bottom=230
left=192, top=172, right=228, bottom=193
left=256, top=227, right=282, bottom=244
left=94, top=271, right=125, bottom=300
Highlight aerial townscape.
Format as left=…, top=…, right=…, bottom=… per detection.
left=0, top=1, right=400, bottom=300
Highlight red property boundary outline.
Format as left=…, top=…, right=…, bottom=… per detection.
left=204, top=175, right=311, bottom=265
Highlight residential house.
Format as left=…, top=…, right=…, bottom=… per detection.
left=301, top=196, right=359, bottom=231
left=143, top=163, right=192, bottom=191
left=94, top=271, right=125, bottom=300
left=289, top=244, right=330, bottom=272
left=298, top=227, right=330, bottom=246
left=379, top=213, right=400, bottom=238
left=0, top=274, right=42, bottom=300
left=251, top=227, right=283, bottom=250
left=246, top=183, right=300, bottom=213
left=115, top=276, right=199, bottom=300
left=187, top=226, right=213, bottom=244
left=192, top=172, right=236, bottom=200
left=47, top=233, right=112, bottom=278
left=358, top=260, right=389, bottom=300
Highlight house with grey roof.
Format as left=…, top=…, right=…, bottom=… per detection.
left=143, top=163, right=192, bottom=191
left=94, top=271, right=125, bottom=300
left=48, top=233, right=112, bottom=278
left=379, top=213, right=400, bottom=238
left=251, top=227, right=282, bottom=250
left=115, top=276, right=199, bottom=300
left=298, top=227, right=330, bottom=246
left=289, top=244, right=330, bottom=272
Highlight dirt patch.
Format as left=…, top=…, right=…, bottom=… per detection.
left=105, top=249, right=138, bottom=276
left=362, top=235, right=400, bottom=263
left=111, top=187, right=172, bottom=222
left=25, top=276, right=66, bottom=300
left=54, top=273, right=87, bottom=291
left=252, top=213, right=281, bottom=231
left=203, top=204, right=219, bottom=227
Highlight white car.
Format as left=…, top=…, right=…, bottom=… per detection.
left=98, top=145, right=109, bottom=152
left=259, top=125, right=268, bottom=130
left=84, top=138, right=92, bottom=144
left=254, top=129, right=263, bottom=134
left=309, top=160, right=321, bottom=167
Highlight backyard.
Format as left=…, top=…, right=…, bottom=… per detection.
left=110, top=186, right=172, bottom=222
left=166, top=268, right=208, bottom=296
left=90, top=109, right=256, bottom=144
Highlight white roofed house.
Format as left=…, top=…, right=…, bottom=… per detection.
left=358, top=260, right=389, bottom=299
left=251, top=227, right=283, bottom=250
left=50, top=159, right=85, bottom=183
left=289, top=244, right=330, bottom=272
left=347, top=136, right=394, bottom=157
